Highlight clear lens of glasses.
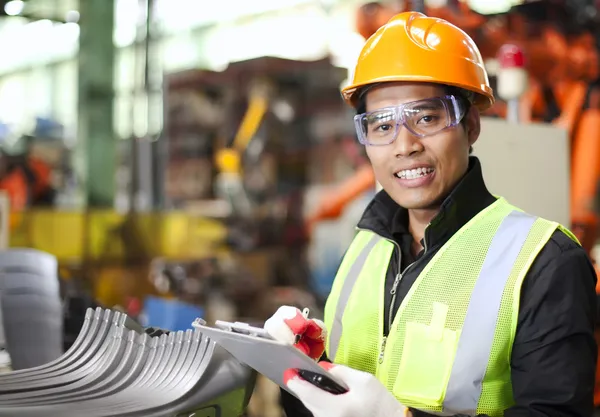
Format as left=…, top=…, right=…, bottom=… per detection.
left=354, top=95, right=466, bottom=146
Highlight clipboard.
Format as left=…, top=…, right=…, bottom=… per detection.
left=191, top=318, right=348, bottom=396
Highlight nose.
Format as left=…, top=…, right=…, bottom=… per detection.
left=392, top=124, right=424, bottom=158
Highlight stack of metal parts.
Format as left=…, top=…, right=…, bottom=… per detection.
left=0, top=249, right=64, bottom=370
left=0, top=307, right=257, bottom=417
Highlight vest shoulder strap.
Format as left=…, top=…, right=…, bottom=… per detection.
left=557, top=224, right=581, bottom=245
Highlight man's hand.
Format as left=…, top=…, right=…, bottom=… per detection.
left=264, top=306, right=327, bottom=360
left=284, top=362, right=407, bottom=417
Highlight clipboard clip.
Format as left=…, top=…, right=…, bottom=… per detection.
left=193, top=318, right=274, bottom=340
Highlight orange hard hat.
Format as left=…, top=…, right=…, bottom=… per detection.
left=342, top=11, right=494, bottom=111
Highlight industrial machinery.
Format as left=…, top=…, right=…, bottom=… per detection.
left=161, top=55, right=350, bottom=288
left=5, top=55, right=349, bottom=328
left=0, top=55, right=351, bottom=416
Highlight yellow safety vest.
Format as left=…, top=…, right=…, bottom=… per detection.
left=324, top=197, right=578, bottom=417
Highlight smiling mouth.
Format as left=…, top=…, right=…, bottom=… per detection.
left=394, top=167, right=435, bottom=180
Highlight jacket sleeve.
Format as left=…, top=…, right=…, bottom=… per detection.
left=503, top=232, right=597, bottom=417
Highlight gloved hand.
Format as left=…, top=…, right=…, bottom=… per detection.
left=264, top=306, right=327, bottom=360
left=285, top=362, right=407, bottom=417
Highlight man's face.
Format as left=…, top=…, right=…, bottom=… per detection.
left=364, top=82, right=480, bottom=210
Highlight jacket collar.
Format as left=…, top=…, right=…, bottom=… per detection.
left=357, top=156, right=497, bottom=248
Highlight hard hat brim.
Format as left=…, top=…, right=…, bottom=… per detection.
left=342, top=76, right=495, bottom=111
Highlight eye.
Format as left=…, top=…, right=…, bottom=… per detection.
left=366, top=111, right=396, bottom=135
left=375, top=123, right=393, bottom=132
left=417, top=114, right=437, bottom=124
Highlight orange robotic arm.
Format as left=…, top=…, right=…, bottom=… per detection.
left=570, top=90, right=600, bottom=254
left=306, top=164, right=375, bottom=231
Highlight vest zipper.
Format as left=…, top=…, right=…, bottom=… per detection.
left=381, top=234, right=429, bottom=364
left=356, top=226, right=430, bottom=366
left=381, top=240, right=404, bottom=366
left=388, top=261, right=416, bottom=334
left=378, top=336, right=387, bottom=364
left=388, top=273, right=401, bottom=333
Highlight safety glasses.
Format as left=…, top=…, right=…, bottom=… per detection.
left=353, top=95, right=467, bottom=146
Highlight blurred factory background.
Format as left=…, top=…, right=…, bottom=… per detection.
left=0, top=0, right=599, bottom=415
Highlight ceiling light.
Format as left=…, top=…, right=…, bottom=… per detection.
left=467, top=0, right=522, bottom=15
left=4, top=0, right=25, bottom=16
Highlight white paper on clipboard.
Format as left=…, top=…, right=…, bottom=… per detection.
left=192, top=319, right=348, bottom=396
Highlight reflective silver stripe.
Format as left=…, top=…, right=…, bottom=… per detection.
left=329, top=233, right=381, bottom=361
left=443, top=210, right=537, bottom=415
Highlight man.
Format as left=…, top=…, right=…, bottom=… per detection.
left=264, top=11, right=597, bottom=417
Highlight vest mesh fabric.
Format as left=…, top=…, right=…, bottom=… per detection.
left=324, top=199, right=567, bottom=416
left=474, top=217, right=556, bottom=415
left=325, top=231, right=393, bottom=376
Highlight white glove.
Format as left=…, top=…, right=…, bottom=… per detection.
left=285, top=362, right=407, bottom=417
left=264, top=306, right=327, bottom=360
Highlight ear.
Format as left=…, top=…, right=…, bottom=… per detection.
left=465, top=106, right=481, bottom=147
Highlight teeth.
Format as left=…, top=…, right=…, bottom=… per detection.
left=395, top=167, right=434, bottom=179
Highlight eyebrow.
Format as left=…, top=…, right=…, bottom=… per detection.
left=407, top=102, right=443, bottom=112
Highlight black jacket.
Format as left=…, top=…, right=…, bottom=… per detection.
left=282, top=157, right=598, bottom=417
